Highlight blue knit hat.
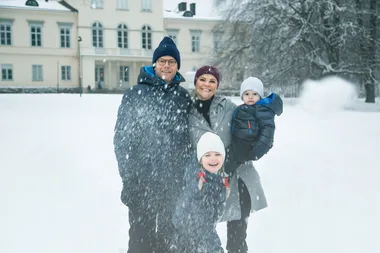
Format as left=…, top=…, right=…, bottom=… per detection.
left=152, top=36, right=181, bottom=69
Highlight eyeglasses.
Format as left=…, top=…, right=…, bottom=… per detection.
left=157, top=58, right=177, bottom=67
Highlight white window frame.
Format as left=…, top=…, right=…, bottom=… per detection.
left=1, top=64, right=13, bottom=81
left=32, top=64, right=43, bottom=81
left=117, top=24, right=128, bottom=49
left=141, top=25, right=152, bottom=50
left=167, top=29, right=179, bottom=45
left=0, top=19, right=13, bottom=46
left=28, top=21, right=44, bottom=47
left=141, top=0, right=152, bottom=11
left=91, top=0, right=103, bottom=9
left=119, top=66, right=129, bottom=82
left=92, top=22, right=104, bottom=48
left=117, top=0, right=128, bottom=10
left=58, top=22, right=72, bottom=48
left=61, top=65, right=71, bottom=81
left=190, top=30, right=201, bottom=53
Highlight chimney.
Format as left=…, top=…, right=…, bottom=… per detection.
left=190, top=3, right=196, bottom=16
left=178, top=2, right=187, bottom=12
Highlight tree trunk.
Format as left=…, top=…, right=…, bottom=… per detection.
left=365, top=0, right=377, bottom=103
left=356, top=0, right=376, bottom=102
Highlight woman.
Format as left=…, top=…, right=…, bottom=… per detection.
left=188, top=65, right=268, bottom=253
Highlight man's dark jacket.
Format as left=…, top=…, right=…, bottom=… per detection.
left=114, top=66, right=192, bottom=212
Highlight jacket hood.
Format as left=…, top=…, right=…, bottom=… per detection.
left=256, top=93, right=283, bottom=116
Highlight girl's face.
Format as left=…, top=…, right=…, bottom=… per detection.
left=195, top=74, right=218, bottom=101
left=201, top=151, right=224, bottom=174
left=242, top=90, right=261, bottom=105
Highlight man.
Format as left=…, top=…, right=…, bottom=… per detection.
left=114, top=36, right=192, bottom=253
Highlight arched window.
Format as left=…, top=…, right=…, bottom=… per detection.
left=92, top=22, right=103, bottom=48
left=25, top=0, right=39, bottom=7
left=141, top=25, right=152, bottom=50
left=117, top=24, right=128, bottom=49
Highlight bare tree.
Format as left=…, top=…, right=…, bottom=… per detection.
left=213, top=0, right=379, bottom=101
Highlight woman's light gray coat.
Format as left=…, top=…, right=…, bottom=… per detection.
left=189, top=95, right=267, bottom=221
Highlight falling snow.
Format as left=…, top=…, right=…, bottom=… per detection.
left=0, top=76, right=379, bottom=253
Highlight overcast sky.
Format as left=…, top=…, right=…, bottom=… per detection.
left=164, top=0, right=219, bottom=17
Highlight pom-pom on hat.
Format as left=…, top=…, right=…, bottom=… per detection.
left=152, top=36, right=181, bottom=69
left=196, top=132, right=225, bottom=162
left=194, top=65, right=221, bottom=87
left=240, top=77, right=264, bottom=98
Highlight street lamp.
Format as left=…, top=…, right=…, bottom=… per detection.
left=78, top=36, right=82, bottom=97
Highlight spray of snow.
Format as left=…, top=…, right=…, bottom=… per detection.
left=298, top=76, right=357, bottom=115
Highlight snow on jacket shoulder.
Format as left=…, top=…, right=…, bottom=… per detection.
left=231, top=93, right=283, bottom=162
left=114, top=66, right=192, bottom=210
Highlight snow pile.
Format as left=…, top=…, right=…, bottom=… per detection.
left=298, top=76, right=357, bottom=114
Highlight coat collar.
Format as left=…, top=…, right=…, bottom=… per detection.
left=137, top=66, right=186, bottom=89
left=190, top=95, right=227, bottom=131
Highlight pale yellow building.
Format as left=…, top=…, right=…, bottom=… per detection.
left=0, top=0, right=79, bottom=92
left=0, top=0, right=222, bottom=93
left=164, top=2, right=221, bottom=89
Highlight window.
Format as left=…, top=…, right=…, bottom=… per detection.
left=141, top=0, right=152, bottom=11
left=92, top=22, right=103, bottom=48
left=141, top=25, right=152, bottom=50
left=120, top=66, right=129, bottom=82
left=0, top=20, right=12, bottom=46
left=213, top=32, right=223, bottom=53
left=58, top=23, right=72, bottom=48
left=32, top=64, right=43, bottom=81
left=61, top=66, right=71, bottom=81
left=191, top=30, right=201, bottom=52
left=29, top=21, right=43, bottom=47
left=117, top=24, right=128, bottom=49
left=60, top=27, right=71, bottom=48
left=91, top=0, right=103, bottom=9
left=117, top=0, right=128, bottom=9
left=235, top=70, right=244, bottom=82
left=1, top=64, right=13, bottom=81
left=167, top=29, right=179, bottom=45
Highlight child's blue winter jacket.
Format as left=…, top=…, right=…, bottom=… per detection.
left=231, top=93, right=283, bottom=162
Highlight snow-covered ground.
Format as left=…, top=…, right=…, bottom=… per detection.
left=1, top=77, right=380, bottom=253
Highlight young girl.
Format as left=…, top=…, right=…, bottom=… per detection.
left=173, top=132, right=229, bottom=253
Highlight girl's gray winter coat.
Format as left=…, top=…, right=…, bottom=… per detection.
left=173, top=159, right=226, bottom=253
left=189, top=95, right=268, bottom=221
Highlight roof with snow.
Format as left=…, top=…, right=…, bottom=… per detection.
left=0, top=0, right=73, bottom=12
left=164, top=9, right=221, bottom=21
left=163, top=0, right=222, bottom=21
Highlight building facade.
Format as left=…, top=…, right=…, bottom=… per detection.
left=0, top=0, right=221, bottom=93
left=164, top=3, right=220, bottom=89
left=0, top=0, right=79, bottom=92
